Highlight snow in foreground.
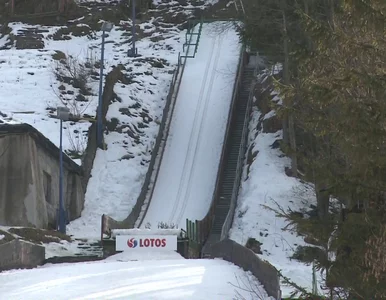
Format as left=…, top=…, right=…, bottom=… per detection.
left=0, top=255, right=274, bottom=300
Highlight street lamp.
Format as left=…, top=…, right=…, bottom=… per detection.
left=128, top=0, right=138, bottom=57
left=97, top=21, right=114, bottom=148
left=57, top=106, right=70, bottom=234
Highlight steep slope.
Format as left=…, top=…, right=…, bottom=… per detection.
left=138, top=22, right=241, bottom=229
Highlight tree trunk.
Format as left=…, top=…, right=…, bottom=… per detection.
left=326, top=0, right=335, bottom=28
left=280, top=0, right=297, bottom=174
left=316, top=182, right=330, bottom=221
left=280, top=0, right=290, bottom=145
left=289, top=114, right=298, bottom=176
left=303, top=0, right=309, bottom=14
left=303, top=0, right=313, bottom=51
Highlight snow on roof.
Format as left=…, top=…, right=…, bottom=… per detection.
left=0, top=123, right=81, bottom=173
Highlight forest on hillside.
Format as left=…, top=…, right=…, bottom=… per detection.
left=240, top=0, right=386, bottom=299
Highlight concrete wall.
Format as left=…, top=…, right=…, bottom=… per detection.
left=36, top=137, right=84, bottom=225
left=0, top=133, right=84, bottom=228
left=209, top=239, right=281, bottom=300
left=0, top=239, right=45, bottom=271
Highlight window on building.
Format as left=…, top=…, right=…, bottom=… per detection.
left=43, top=171, right=52, bottom=204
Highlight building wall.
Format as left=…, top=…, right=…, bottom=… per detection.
left=0, top=133, right=84, bottom=229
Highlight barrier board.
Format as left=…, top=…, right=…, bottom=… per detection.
left=116, top=235, right=177, bottom=251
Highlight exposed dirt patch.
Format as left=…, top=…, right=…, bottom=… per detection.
left=0, top=229, right=16, bottom=245
left=8, top=227, right=71, bottom=244
left=246, top=237, right=263, bottom=254
left=52, top=50, right=66, bottom=60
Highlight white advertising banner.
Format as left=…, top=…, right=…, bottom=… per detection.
left=116, top=235, right=178, bottom=251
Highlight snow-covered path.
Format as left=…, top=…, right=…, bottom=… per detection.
left=0, top=256, right=273, bottom=300
left=140, top=23, right=241, bottom=229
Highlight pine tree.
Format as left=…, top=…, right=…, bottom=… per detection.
left=244, top=0, right=386, bottom=296
left=285, top=0, right=386, bottom=297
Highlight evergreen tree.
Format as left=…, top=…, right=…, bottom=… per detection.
left=242, top=0, right=386, bottom=297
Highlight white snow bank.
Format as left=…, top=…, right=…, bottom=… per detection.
left=0, top=259, right=274, bottom=300
left=152, top=0, right=219, bottom=7
left=112, top=229, right=182, bottom=237
left=230, top=101, right=320, bottom=297
left=44, top=240, right=100, bottom=259
left=105, top=249, right=184, bottom=261
left=0, top=234, right=4, bottom=240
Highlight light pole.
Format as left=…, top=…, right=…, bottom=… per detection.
left=57, top=106, right=70, bottom=234
left=128, top=0, right=138, bottom=57
left=97, top=21, right=114, bottom=148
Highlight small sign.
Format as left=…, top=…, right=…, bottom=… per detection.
left=116, top=235, right=177, bottom=251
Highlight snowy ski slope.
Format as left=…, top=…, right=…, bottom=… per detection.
left=140, top=22, right=241, bottom=229
left=0, top=254, right=273, bottom=300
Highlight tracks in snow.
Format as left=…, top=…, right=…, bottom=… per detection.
left=168, top=35, right=223, bottom=226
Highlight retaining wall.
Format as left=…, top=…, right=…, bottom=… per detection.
left=209, top=238, right=281, bottom=299
left=0, top=239, right=45, bottom=271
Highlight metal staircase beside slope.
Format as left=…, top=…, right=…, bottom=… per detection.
left=201, top=65, right=256, bottom=257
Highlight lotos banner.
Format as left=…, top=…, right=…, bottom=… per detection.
left=115, top=235, right=177, bottom=251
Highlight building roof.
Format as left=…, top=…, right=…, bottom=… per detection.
left=0, top=123, right=82, bottom=174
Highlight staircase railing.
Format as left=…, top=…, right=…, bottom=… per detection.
left=220, top=65, right=258, bottom=240
left=181, top=18, right=203, bottom=59
left=185, top=46, right=246, bottom=247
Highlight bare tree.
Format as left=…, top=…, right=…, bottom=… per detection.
left=229, top=274, right=268, bottom=300
left=66, top=126, right=87, bottom=159
left=51, top=50, right=97, bottom=117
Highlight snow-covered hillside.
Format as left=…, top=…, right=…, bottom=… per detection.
left=229, top=67, right=323, bottom=297
left=0, top=0, right=226, bottom=240
left=0, top=20, right=180, bottom=165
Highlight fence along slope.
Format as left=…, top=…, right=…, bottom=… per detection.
left=220, top=64, right=258, bottom=240
left=135, top=26, right=202, bottom=228
left=101, top=21, right=203, bottom=239
left=134, top=22, right=203, bottom=228
left=185, top=46, right=246, bottom=247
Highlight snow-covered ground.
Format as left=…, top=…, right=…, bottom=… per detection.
left=229, top=68, right=320, bottom=297
left=44, top=239, right=100, bottom=258
left=0, top=20, right=182, bottom=162
left=0, top=17, right=183, bottom=239
left=140, top=22, right=241, bottom=229
left=0, top=255, right=274, bottom=300
left=0, top=0, right=226, bottom=242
